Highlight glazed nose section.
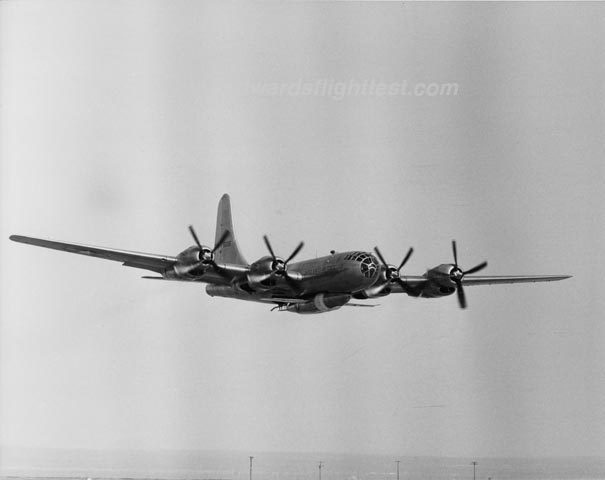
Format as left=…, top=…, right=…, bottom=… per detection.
left=360, top=254, right=379, bottom=279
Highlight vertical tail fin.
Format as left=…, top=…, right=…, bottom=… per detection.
left=214, top=194, right=248, bottom=266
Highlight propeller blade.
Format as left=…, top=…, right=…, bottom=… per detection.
left=263, top=235, right=277, bottom=260
left=189, top=225, right=203, bottom=250
left=455, top=280, right=467, bottom=309
left=213, top=230, right=231, bottom=253
left=447, top=241, right=487, bottom=308
left=463, top=261, right=488, bottom=276
left=395, top=277, right=414, bottom=296
left=373, top=246, right=389, bottom=268
left=452, top=240, right=458, bottom=267
left=285, top=241, right=304, bottom=265
left=398, top=247, right=414, bottom=271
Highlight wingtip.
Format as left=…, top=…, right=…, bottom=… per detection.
left=549, top=275, right=573, bottom=281
left=10, top=235, right=39, bottom=244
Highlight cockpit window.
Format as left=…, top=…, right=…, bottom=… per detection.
left=345, top=252, right=378, bottom=277
left=345, top=251, right=370, bottom=262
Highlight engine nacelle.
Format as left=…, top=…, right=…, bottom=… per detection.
left=247, top=255, right=303, bottom=289
left=247, top=255, right=277, bottom=288
left=168, top=245, right=208, bottom=278
left=417, top=264, right=457, bottom=298
left=353, top=267, right=392, bottom=299
left=176, top=246, right=202, bottom=264
left=286, top=293, right=351, bottom=314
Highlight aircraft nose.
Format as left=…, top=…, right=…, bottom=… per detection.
left=360, top=254, right=379, bottom=279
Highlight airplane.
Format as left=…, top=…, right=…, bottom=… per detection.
left=9, top=194, right=571, bottom=314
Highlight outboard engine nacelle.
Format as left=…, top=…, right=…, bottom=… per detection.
left=286, top=293, right=351, bottom=314
left=419, top=264, right=457, bottom=297
left=170, top=226, right=232, bottom=279
left=169, top=245, right=204, bottom=277
left=421, top=240, right=488, bottom=309
left=176, top=246, right=202, bottom=264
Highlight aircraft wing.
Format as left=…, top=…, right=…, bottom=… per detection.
left=389, top=274, right=571, bottom=293
left=10, top=235, right=177, bottom=274
left=461, top=275, right=572, bottom=285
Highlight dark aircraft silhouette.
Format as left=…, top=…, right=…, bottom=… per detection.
left=10, top=194, right=571, bottom=314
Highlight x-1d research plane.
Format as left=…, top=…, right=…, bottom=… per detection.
left=10, top=194, right=571, bottom=314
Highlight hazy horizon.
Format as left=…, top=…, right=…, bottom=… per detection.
left=3, top=447, right=605, bottom=480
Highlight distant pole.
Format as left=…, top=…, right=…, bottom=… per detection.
left=471, top=461, right=477, bottom=480
left=396, top=460, right=401, bottom=480
left=249, top=456, right=254, bottom=480
left=319, top=461, right=323, bottom=480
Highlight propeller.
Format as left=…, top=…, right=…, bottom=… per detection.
left=372, top=246, right=414, bottom=294
left=179, top=226, right=231, bottom=275
left=189, top=226, right=230, bottom=263
left=262, top=235, right=304, bottom=286
left=449, top=240, right=488, bottom=309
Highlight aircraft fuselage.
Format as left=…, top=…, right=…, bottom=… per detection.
left=207, top=250, right=382, bottom=306
left=286, top=250, right=381, bottom=294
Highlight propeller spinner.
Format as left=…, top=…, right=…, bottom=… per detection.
left=262, top=235, right=304, bottom=285
left=449, top=240, right=488, bottom=309
left=177, top=226, right=231, bottom=275
left=372, top=246, right=414, bottom=294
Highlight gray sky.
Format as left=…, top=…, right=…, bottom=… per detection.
left=1, top=1, right=604, bottom=461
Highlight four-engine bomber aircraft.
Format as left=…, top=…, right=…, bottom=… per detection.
left=10, top=194, right=571, bottom=314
